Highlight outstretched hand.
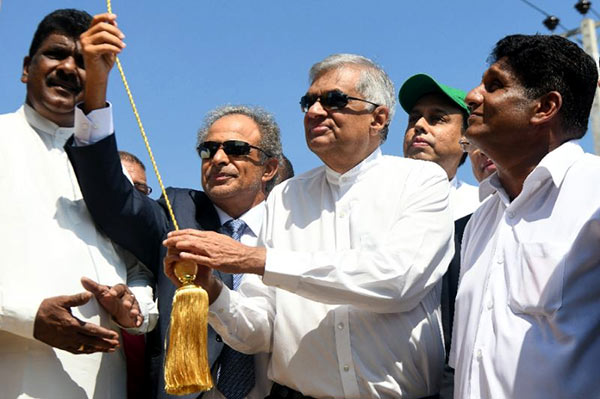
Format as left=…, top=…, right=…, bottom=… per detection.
left=34, top=292, right=121, bottom=354
left=81, top=277, right=142, bottom=329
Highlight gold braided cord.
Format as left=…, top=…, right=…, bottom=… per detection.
left=106, top=0, right=179, bottom=230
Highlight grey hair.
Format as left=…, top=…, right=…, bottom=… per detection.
left=196, top=105, right=283, bottom=192
left=309, top=53, right=396, bottom=142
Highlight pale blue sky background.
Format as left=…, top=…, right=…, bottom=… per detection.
left=1, top=1, right=598, bottom=196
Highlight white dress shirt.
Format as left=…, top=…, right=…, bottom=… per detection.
left=204, top=203, right=272, bottom=399
left=450, top=141, right=600, bottom=399
left=0, top=105, right=157, bottom=399
left=209, top=149, right=454, bottom=399
left=449, top=176, right=481, bottom=221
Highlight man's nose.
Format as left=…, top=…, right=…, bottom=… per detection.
left=56, top=55, right=78, bottom=75
left=211, top=146, right=230, bottom=165
left=413, top=116, right=428, bottom=133
left=465, top=84, right=484, bottom=112
left=306, top=99, right=327, bottom=118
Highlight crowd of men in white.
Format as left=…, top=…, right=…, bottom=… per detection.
left=1, top=8, right=599, bottom=399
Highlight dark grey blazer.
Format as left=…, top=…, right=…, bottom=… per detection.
left=66, top=134, right=229, bottom=399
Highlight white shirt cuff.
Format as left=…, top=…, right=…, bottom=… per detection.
left=122, top=284, right=158, bottom=334
left=208, top=285, right=233, bottom=319
left=73, top=102, right=114, bottom=146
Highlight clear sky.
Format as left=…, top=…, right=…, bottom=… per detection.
left=1, top=0, right=598, bottom=196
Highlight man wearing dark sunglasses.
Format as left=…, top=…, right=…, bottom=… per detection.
left=65, top=14, right=282, bottom=399
left=164, top=54, right=454, bottom=399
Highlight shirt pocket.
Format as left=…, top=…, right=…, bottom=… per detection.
left=505, top=242, right=567, bottom=317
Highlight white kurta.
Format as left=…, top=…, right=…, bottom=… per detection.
left=0, top=105, right=156, bottom=399
left=451, top=141, right=600, bottom=399
left=209, top=149, right=454, bottom=399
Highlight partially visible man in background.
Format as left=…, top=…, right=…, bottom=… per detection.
left=400, top=74, right=480, bottom=221
left=120, top=150, right=153, bottom=196
left=399, top=74, right=480, bottom=399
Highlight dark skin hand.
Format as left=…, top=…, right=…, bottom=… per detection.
left=34, top=291, right=120, bottom=354
left=33, top=278, right=143, bottom=354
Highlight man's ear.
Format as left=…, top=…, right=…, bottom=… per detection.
left=262, top=157, right=279, bottom=183
left=21, top=56, right=31, bottom=84
left=531, top=91, right=562, bottom=126
left=370, top=106, right=390, bottom=138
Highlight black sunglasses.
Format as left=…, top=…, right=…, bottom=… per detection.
left=197, top=140, right=272, bottom=160
left=299, top=89, right=380, bottom=113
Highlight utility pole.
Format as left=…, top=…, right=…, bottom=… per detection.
left=558, top=2, right=600, bottom=155
left=561, top=19, right=600, bottom=155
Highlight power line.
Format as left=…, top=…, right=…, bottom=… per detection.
left=517, top=0, right=568, bottom=32
left=518, top=0, right=551, bottom=17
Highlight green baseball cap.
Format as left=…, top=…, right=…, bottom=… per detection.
left=399, top=74, right=469, bottom=115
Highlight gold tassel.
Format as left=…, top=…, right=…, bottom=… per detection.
left=164, top=260, right=214, bottom=395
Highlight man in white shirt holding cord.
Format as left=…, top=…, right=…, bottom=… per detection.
left=162, top=52, right=455, bottom=397
left=451, top=34, right=600, bottom=398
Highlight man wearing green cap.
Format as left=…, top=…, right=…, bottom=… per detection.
left=400, top=74, right=480, bottom=221
left=399, top=74, right=481, bottom=399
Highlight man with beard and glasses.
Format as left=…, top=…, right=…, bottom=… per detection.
left=0, top=9, right=157, bottom=399
left=66, top=13, right=282, bottom=399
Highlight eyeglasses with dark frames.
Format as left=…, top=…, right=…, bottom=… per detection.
left=133, top=182, right=152, bottom=195
left=197, top=140, right=273, bottom=160
left=299, top=89, right=380, bottom=113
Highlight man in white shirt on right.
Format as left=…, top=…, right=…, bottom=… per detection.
left=451, top=34, right=600, bottom=398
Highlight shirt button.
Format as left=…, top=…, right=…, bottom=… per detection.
left=337, top=323, right=344, bottom=330
left=216, top=335, right=223, bottom=342
left=343, top=365, right=350, bottom=372
left=496, top=255, right=504, bottom=264
left=507, top=211, right=515, bottom=219
left=218, top=308, right=224, bottom=313
left=339, top=211, right=346, bottom=218
left=476, top=349, right=483, bottom=359
left=487, top=299, right=494, bottom=310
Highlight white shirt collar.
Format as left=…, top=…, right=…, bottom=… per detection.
left=478, top=140, right=585, bottom=204
left=23, top=103, right=74, bottom=138
left=214, top=201, right=265, bottom=237
left=324, top=147, right=382, bottom=187
left=450, top=176, right=459, bottom=189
